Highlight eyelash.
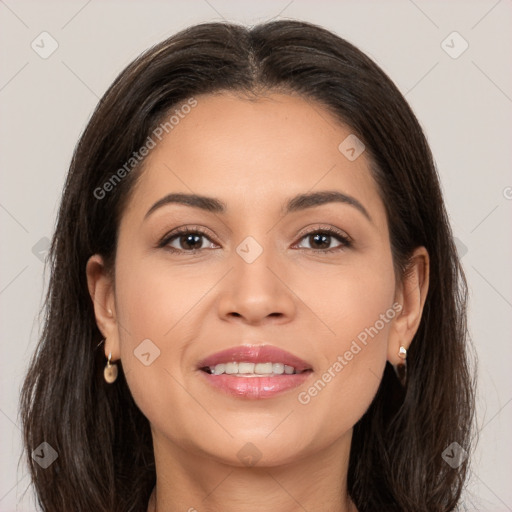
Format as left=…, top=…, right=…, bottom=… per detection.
left=157, top=225, right=352, bottom=255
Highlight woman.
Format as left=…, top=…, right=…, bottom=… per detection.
left=20, top=19, right=475, bottom=512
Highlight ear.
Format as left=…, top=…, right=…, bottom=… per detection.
left=86, top=254, right=121, bottom=361
left=387, top=246, right=430, bottom=364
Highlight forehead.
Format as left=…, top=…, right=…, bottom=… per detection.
left=123, top=92, right=387, bottom=228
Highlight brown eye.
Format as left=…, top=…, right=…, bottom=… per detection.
left=295, top=228, right=351, bottom=253
left=172, top=233, right=205, bottom=251
left=159, top=227, right=217, bottom=253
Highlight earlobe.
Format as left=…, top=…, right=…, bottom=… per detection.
left=85, top=254, right=120, bottom=359
left=392, top=345, right=408, bottom=386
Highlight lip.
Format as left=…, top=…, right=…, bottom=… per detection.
left=197, top=344, right=313, bottom=400
left=199, top=372, right=312, bottom=399
left=197, top=344, right=313, bottom=373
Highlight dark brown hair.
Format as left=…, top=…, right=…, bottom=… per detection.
left=19, top=20, right=475, bottom=511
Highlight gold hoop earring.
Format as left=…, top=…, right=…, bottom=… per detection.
left=104, top=351, right=118, bottom=383
left=393, top=345, right=407, bottom=387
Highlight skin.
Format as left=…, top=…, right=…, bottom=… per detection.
left=86, top=91, right=429, bottom=512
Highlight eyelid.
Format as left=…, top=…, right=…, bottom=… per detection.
left=295, top=223, right=352, bottom=243
left=292, top=224, right=352, bottom=253
left=157, top=225, right=218, bottom=249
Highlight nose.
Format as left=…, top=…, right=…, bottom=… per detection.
left=216, top=240, right=296, bottom=326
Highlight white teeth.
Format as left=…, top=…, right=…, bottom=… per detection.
left=224, top=362, right=238, bottom=374
left=207, top=361, right=300, bottom=376
left=272, top=363, right=285, bottom=374
left=238, top=362, right=255, bottom=374
left=255, top=362, right=273, bottom=374
left=211, top=363, right=225, bottom=375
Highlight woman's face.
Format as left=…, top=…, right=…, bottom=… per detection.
left=104, top=92, right=401, bottom=466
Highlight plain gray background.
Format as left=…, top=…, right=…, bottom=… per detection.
left=1, top=1, right=511, bottom=510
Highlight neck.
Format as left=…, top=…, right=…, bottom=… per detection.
left=147, top=430, right=357, bottom=512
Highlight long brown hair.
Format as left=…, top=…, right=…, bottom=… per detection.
left=19, top=20, right=475, bottom=511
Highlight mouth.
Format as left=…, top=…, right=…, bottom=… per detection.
left=200, top=362, right=311, bottom=376
left=197, top=344, right=313, bottom=399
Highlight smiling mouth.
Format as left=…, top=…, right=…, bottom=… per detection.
left=198, top=362, right=314, bottom=399
left=200, top=361, right=313, bottom=376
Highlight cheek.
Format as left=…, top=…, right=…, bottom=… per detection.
left=294, top=250, right=395, bottom=427
left=114, top=251, right=210, bottom=344
left=298, top=245, right=396, bottom=348
left=112, top=254, right=191, bottom=417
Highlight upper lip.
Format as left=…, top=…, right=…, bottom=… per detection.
left=197, top=344, right=313, bottom=372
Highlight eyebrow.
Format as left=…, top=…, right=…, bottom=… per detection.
left=144, top=190, right=372, bottom=223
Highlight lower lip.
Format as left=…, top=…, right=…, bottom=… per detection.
left=198, top=371, right=313, bottom=399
